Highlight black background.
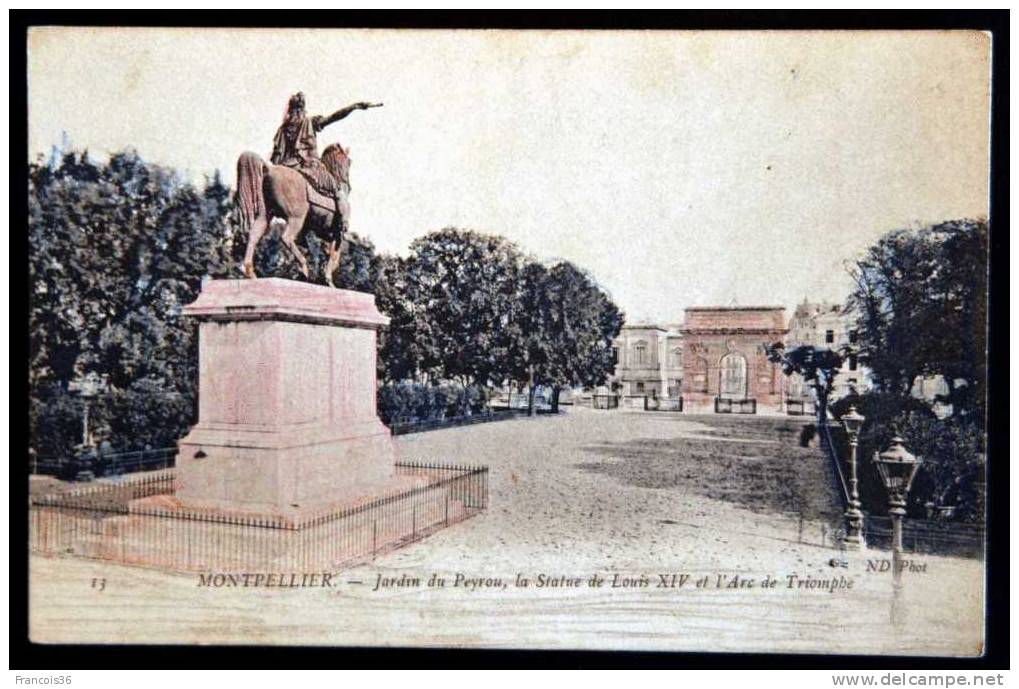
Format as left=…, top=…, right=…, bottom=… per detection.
left=9, top=9, right=1009, bottom=671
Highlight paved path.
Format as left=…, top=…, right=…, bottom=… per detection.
left=29, top=408, right=984, bottom=655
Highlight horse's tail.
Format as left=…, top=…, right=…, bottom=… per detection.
left=236, top=151, right=268, bottom=232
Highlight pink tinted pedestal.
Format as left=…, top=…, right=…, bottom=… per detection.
left=174, top=278, right=410, bottom=516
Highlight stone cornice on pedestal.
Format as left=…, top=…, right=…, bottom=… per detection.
left=184, top=278, right=389, bottom=330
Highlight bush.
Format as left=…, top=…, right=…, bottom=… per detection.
left=29, top=386, right=84, bottom=460
left=377, top=382, right=488, bottom=425
left=92, top=380, right=196, bottom=452
left=829, top=391, right=985, bottom=521
left=29, top=379, right=197, bottom=461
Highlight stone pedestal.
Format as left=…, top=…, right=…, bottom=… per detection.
left=174, top=278, right=402, bottom=514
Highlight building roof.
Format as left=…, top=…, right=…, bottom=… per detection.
left=620, top=322, right=669, bottom=331
left=684, top=305, right=786, bottom=312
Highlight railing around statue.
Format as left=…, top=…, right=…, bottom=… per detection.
left=714, top=397, right=757, bottom=414
left=29, top=463, right=489, bottom=572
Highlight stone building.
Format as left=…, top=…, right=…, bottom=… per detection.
left=609, top=306, right=788, bottom=414
left=786, top=300, right=871, bottom=404
left=610, top=323, right=683, bottom=405
left=679, top=306, right=788, bottom=413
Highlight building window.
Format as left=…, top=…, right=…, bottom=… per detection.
left=611, top=347, right=619, bottom=365
left=634, top=342, right=648, bottom=366
left=825, top=330, right=834, bottom=344
left=848, top=354, right=858, bottom=371
left=719, top=353, right=748, bottom=400
left=669, top=347, right=683, bottom=369
left=849, top=329, right=858, bottom=344
left=635, top=381, right=645, bottom=393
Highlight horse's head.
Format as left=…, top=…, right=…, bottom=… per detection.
left=322, top=143, right=352, bottom=191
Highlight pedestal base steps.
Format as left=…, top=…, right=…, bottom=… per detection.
left=29, top=463, right=488, bottom=572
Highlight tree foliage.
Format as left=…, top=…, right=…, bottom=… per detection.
left=830, top=391, right=983, bottom=520
left=29, top=149, right=383, bottom=456
left=29, top=152, right=625, bottom=457
left=846, top=219, right=988, bottom=425
left=508, top=261, right=624, bottom=413
left=400, top=228, right=524, bottom=389
left=29, top=149, right=236, bottom=456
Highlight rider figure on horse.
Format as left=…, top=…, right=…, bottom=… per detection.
left=236, top=93, right=381, bottom=284
left=270, top=92, right=380, bottom=234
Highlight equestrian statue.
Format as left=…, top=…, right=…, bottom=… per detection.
left=236, top=92, right=382, bottom=286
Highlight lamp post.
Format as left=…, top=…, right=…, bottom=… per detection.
left=873, top=434, right=922, bottom=624
left=68, top=372, right=108, bottom=447
left=840, top=405, right=866, bottom=549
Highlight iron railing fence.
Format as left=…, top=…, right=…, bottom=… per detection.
left=29, top=462, right=488, bottom=572
left=621, top=395, right=647, bottom=409
left=714, top=397, right=757, bottom=414
left=863, top=515, right=984, bottom=559
left=786, top=400, right=816, bottom=416
left=494, top=392, right=553, bottom=412
left=644, top=396, right=683, bottom=412
left=591, top=394, right=620, bottom=409
left=30, top=447, right=178, bottom=479
left=388, top=410, right=525, bottom=436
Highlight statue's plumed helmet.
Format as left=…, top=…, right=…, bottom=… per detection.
left=287, top=92, right=306, bottom=112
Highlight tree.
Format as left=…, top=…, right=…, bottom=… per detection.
left=508, top=262, right=552, bottom=415
left=544, top=262, right=624, bottom=412
left=29, top=149, right=235, bottom=456
left=374, top=253, right=422, bottom=383
left=509, top=260, right=624, bottom=415
left=767, top=343, right=848, bottom=512
left=846, top=219, right=989, bottom=425
left=402, top=228, right=525, bottom=397
left=836, top=219, right=989, bottom=522
left=830, top=391, right=978, bottom=519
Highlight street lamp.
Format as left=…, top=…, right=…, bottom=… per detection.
left=68, top=372, right=108, bottom=446
left=840, top=405, right=866, bottom=549
left=873, top=434, right=922, bottom=623
left=873, top=434, right=922, bottom=533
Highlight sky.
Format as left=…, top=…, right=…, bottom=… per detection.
left=27, top=28, right=991, bottom=324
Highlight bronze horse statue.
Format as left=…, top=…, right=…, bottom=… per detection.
left=235, top=143, right=352, bottom=287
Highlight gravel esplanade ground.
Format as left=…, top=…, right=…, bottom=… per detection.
left=29, top=408, right=984, bottom=655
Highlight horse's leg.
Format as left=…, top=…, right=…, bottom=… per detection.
left=325, top=238, right=342, bottom=288
left=281, top=213, right=311, bottom=279
left=325, top=199, right=349, bottom=287
left=243, top=213, right=270, bottom=279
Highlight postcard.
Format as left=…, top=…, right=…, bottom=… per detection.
left=25, top=26, right=991, bottom=656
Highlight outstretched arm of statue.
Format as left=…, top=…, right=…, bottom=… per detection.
left=314, top=102, right=384, bottom=131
